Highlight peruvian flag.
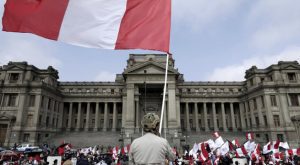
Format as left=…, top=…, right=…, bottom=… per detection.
left=272, top=140, right=280, bottom=153
left=112, top=146, right=119, bottom=160
left=246, top=132, right=254, bottom=140
left=263, top=142, right=272, bottom=154
left=199, top=143, right=209, bottom=162
left=124, top=144, right=130, bottom=154
left=235, top=146, right=248, bottom=157
left=2, top=0, right=171, bottom=53
left=212, top=132, right=220, bottom=138
left=231, top=139, right=241, bottom=148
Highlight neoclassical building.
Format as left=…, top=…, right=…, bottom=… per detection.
left=0, top=54, right=300, bottom=147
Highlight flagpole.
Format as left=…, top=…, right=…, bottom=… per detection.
left=159, top=53, right=170, bottom=135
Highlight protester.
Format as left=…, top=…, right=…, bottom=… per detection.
left=128, top=113, right=176, bottom=164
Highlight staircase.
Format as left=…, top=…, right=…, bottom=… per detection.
left=49, top=131, right=121, bottom=148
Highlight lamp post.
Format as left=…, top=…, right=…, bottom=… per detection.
left=119, top=127, right=125, bottom=146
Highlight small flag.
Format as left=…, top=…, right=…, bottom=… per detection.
left=212, top=132, right=220, bottom=138
left=246, top=132, right=254, bottom=140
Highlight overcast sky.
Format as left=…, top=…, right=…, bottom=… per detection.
left=1, top=0, right=300, bottom=82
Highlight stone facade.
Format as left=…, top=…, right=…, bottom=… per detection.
left=0, top=54, right=300, bottom=147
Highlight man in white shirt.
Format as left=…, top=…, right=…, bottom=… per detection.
left=129, top=113, right=176, bottom=165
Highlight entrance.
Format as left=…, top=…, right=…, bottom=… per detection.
left=0, top=124, right=8, bottom=146
left=139, top=84, right=163, bottom=118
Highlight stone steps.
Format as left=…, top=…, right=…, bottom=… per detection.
left=49, top=131, right=122, bottom=148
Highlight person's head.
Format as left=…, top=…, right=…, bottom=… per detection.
left=141, top=113, right=160, bottom=134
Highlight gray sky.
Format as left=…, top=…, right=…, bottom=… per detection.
left=1, top=0, right=300, bottom=82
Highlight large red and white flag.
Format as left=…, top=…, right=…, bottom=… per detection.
left=2, top=0, right=171, bottom=52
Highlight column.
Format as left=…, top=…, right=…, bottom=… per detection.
left=85, top=102, right=90, bottom=131
left=194, top=103, right=200, bottom=132
left=212, top=102, right=218, bottom=131
left=76, top=102, right=82, bottom=131
left=15, top=93, right=27, bottom=128
left=239, top=102, right=246, bottom=130
left=168, top=84, right=177, bottom=129
left=230, top=103, right=237, bottom=131
left=58, top=102, right=64, bottom=130
left=103, top=102, right=108, bottom=131
left=249, top=100, right=256, bottom=127
left=185, top=103, right=191, bottom=132
left=279, top=93, right=292, bottom=127
left=33, top=94, right=42, bottom=126
left=256, top=98, right=265, bottom=127
left=203, top=102, right=209, bottom=132
left=176, top=97, right=181, bottom=128
left=94, top=103, right=99, bottom=131
left=49, top=100, right=55, bottom=128
left=221, top=103, right=228, bottom=132
left=264, top=95, right=275, bottom=128
left=135, top=100, right=140, bottom=132
left=126, top=84, right=135, bottom=131
left=244, top=101, right=250, bottom=127
left=67, top=102, right=73, bottom=131
left=164, top=101, right=168, bottom=134
left=112, top=102, right=117, bottom=131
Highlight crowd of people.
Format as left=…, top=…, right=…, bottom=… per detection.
left=1, top=112, right=300, bottom=165
left=1, top=132, right=299, bottom=165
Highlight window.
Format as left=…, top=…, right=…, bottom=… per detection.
left=27, top=115, right=33, bottom=127
left=264, top=116, right=268, bottom=126
left=47, top=98, right=51, bottom=110
left=274, top=115, right=280, bottom=127
left=3, top=94, right=18, bottom=107
left=41, top=96, right=44, bottom=108
left=287, top=73, right=296, bottom=82
left=270, top=95, right=277, bottom=106
left=277, top=134, right=284, bottom=141
left=189, top=119, right=193, bottom=128
left=117, top=107, right=122, bottom=114
left=255, top=117, right=259, bottom=126
left=289, top=94, right=299, bottom=106
left=28, top=95, right=36, bottom=107
left=180, top=109, right=184, bottom=115
left=46, top=117, right=49, bottom=127
left=250, top=78, right=254, bottom=86
left=261, top=96, right=265, bottom=108
left=265, top=134, right=269, bottom=142
left=38, top=115, right=42, bottom=125
left=9, top=73, right=19, bottom=83
left=23, top=133, right=30, bottom=142
left=253, top=99, right=257, bottom=109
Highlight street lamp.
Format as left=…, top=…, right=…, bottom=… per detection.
left=119, top=127, right=125, bottom=146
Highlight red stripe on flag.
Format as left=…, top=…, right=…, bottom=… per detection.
left=2, top=0, right=69, bottom=40
left=115, top=0, right=171, bottom=52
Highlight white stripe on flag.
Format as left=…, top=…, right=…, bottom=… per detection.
left=59, top=0, right=127, bottom=49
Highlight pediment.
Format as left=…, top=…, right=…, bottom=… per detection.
left=123, top=61, right=179, bottom=75
left=5, top=64, right=25, bottom=71
left=282, top=64, right=300, bottom=70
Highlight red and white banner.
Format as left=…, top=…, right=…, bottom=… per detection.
left=232, top=139, right=241, bottom=148
left=199, top=143, right=209, bottom=162
left=236, top=147, right=248, bottom=157
left=212, top=132, right=220, bottom=138
left=2, top=0, right=171, bottom=52
left=246, top=132, right=254, bottom=140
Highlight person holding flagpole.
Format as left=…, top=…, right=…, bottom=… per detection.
left=128, top=113, right=175, bottom=165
